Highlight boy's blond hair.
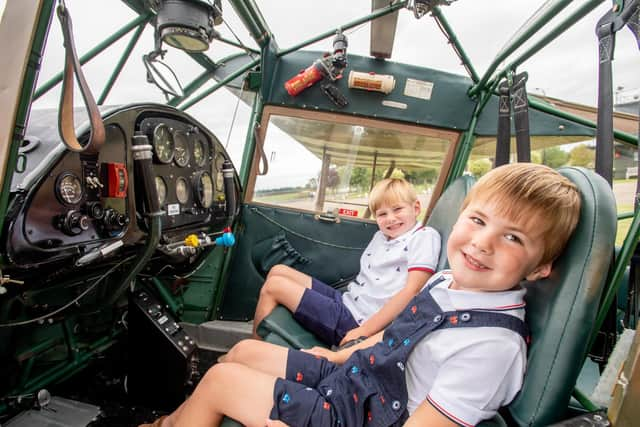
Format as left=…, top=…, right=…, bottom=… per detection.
left=368, top=178, right=418, bottom=214
left=462, top=163, right=581, bottom=265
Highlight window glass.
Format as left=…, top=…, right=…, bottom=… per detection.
left=251, top=109, right=459, bottom=221
left=467, top=137, right=635, bottom=246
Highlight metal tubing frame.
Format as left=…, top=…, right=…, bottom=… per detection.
left=228, top=0, right=272, bottom=48
left=177, top=58, right=260, bottom=111
left=97, top=21, right=146, bottom=105
left=431, top=6, right=479, bottom=82
left=167, top=69, right=212, bottom=107
left=469, top=0, right=573, bottom=97
left=0, top=0, right=55, bottom=238
left=529, top=97, right=638, bottom=145
left=33, top=12, right=151, bottom=100
left=588, top=210, right=640, bottom=353
left=486, top=0, right=604, bottom=91
left=277, top=1, right=407, bottom=57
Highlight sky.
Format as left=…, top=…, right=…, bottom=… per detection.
left=0, top=0, right=638, bottom=187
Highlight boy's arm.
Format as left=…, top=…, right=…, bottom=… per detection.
left=303, top=330, right=384, bottom=364
left=340, top=270, right=431, bottom=345
left=403, top=401, right=457, bottom=427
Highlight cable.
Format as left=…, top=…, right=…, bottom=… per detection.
left=0, top=255, right=136, bottom=328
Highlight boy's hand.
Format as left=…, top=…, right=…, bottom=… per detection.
left=301, top=346, right=344, bottom=364
left=340, top=327, right=368, bottom=346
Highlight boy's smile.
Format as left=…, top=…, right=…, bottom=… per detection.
left=374, top=200, right=421, bottom=240
left=447, top=201, right=552, bottom=292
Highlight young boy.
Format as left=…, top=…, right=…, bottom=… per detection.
left=252, top=178, right=441, bottom=346
left=143, top=163, right=581, bottom=427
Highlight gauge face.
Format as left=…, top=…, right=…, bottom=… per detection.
left=175, top=177, right=190, bottom=204
left=153, top=124, right=175, bottom=164
left=193, top=137, right=207, bottom=167
left=196, top=172, right=214, bottom=208
left=56, top=173, right=83, bottom=205
left=215, top=153, right=225, bottom=191
left=155, top=176, right=167, bottom=205
left=173, top=131, right=190, bottom=167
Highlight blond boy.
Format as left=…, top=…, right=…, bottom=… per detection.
left=253, top=178, right=440, bottom=346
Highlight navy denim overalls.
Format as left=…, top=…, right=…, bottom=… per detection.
left=271, top=277, right=529, bottom=427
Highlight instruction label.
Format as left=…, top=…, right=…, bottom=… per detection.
left=404, top=78, right=434, bottom=100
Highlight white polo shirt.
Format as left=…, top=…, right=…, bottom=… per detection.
left=342, top=223, right=440, bottom=324
left=405, top=271, right=527, bottom=426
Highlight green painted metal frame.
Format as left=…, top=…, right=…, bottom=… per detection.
left=97, top=21, right=146, bottom=105
left=0, top=0, right=55, bottom=238
left=33, top=11, right=152, bottom=101
left=469, top=0, right=574, bottom=97
left=431, top=6, right=479, bottom=83
left=491, top=0, right=604, bottom=88
left=277, top=1, right=407, bottom=57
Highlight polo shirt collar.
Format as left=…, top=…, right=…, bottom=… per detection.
left=433, top=272, right=527, bottom=312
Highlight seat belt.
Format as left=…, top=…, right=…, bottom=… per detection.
left=590, top=0, right=639, bottom=366
left=511, top=72, right=531, bottom=162
left=495, top=80, right=511, bottom=167
left=494, top=71, right=531, bottom=166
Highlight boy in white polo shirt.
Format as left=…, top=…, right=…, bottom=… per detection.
left=252, top=178, right=441, bottom=347
left=142, top=163, right=581, bottom=427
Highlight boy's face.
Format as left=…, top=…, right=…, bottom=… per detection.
left=374, top=200, right=420, bottom=240
left=447, top=200, right=552, bottom=292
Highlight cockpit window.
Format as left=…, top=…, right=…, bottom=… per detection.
left=249, top=107, right=460, bottom=220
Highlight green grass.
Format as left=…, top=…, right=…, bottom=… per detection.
left=617, top=203, right=634, bottom=247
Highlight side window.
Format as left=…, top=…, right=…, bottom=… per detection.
left=466, top=137, right=634, bottom=245
left=250, top=108, right=460, bottom=221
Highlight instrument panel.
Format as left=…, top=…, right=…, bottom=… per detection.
left=5, top=105, right=238, bottom=269
left=138, top=116, right=228, bottom=230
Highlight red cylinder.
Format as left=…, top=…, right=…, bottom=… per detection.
left=284, top=64, right=323, bottom=96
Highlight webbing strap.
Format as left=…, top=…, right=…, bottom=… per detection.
left=595, top=0, right=639, bottom=185
left=495, top=80, right=511, bottom=167
left=494, top=72, right=531, bottom=166
left=511, top=72, right=531, bottom=163
left=56, top=1, right=105, bottom=155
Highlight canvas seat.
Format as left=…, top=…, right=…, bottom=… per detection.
left=223, top=167, right=616, bottom=426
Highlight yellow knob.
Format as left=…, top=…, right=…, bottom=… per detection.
left=184, top=234, right=200, bottom=247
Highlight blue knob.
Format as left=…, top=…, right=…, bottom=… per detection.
left=215, top=232, right=235, bottom=247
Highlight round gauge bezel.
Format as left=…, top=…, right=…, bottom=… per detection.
left=155, top=176, right=168, bottom=206
left=153, top=123, right=175, bottom=164
left=194, top=171, right=214, bottom=209
left=214, top=153, right=225, bottom=191
left=192, top=136, right=208, bottom=167
left=175, top=176, right=190, bottom=204
left=173, top=130, right=191, bottom=167
left=55, top=172, right=84, bottom=206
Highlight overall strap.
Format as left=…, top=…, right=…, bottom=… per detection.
left=426, top=274, right=448, bottom=291
left=439, top=310, right=530, bottom=343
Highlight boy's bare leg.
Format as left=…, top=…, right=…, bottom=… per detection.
left=164, top=362, right=278, bottom=427
left=252, top=265, right=312, bottom=339
left=220, top=339, right=288, bottom=377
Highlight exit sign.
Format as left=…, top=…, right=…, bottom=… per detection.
left=338, top=208, right=358, bottom=217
